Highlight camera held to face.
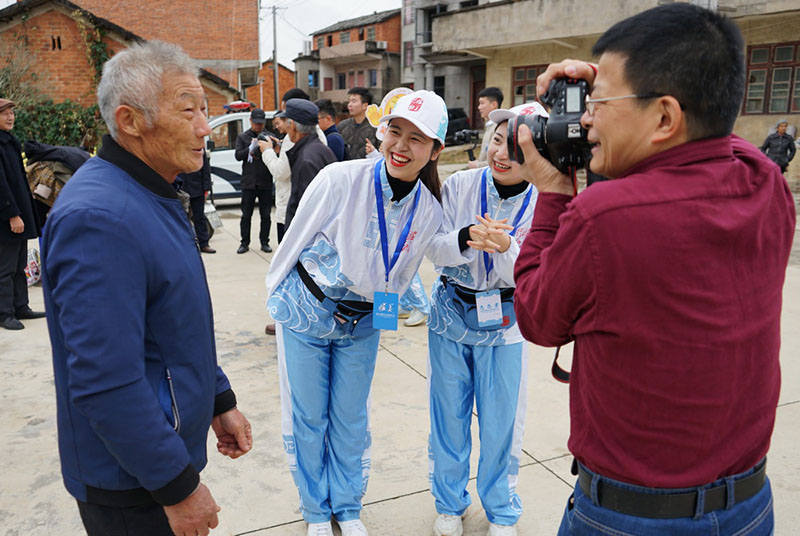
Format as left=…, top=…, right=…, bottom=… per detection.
left=507, top=79, right=590, bottom=173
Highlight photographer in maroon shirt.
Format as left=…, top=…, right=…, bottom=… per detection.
left=507, top=4, right=795, bottom=535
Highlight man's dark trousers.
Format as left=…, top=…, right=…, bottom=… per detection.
left=240, top=187, right=272, bottom=248
left=77, top=499, right=173, bottom=536
left=0, top=239, right=28, bottom=320
left=189, top=195, right=211, bottom=248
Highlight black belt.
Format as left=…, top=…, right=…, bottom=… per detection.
left=577, top=459, right=767, bottom=519
left=439, top=275, right=514, bottom=304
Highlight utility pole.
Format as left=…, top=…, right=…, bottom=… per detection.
left=272, top=5, right=279, bottom=110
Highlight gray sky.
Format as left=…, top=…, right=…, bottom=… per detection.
left=0, top=0, right=402, bottom=69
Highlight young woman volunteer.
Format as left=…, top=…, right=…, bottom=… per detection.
left=265, top=90, right=451, bottom=536
left=425, top=103, right=547, bottom=536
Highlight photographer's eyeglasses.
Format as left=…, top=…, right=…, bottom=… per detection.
left=584, top=93, right=667, bottom=116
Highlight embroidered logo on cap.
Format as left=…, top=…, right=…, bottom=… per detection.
left=408, top=98, right=423, bottom=112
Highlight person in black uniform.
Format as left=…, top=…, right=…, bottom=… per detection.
left=235, top=108, right=274, bottom=254
left=178, top=148, right=214, bottom=253
left=0, top=98, right=45, bottom=330
left=760, top=119, right=796, bottom=175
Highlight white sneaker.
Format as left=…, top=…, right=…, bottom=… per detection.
left=434, top=513, right=463, bottom=536
left=487, top=522, right=517, bottom=536
left=398, top=308, right=412, bottom=319
left=403, top=308, right=428, bottom=327
left=307, top=521, right=334, bottom=536
left=338, top=518, right=369, bottom=536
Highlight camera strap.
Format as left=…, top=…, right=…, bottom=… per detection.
left=551, top=346, right=571, bottom=383
left=480, top=168, right=532, bottom=281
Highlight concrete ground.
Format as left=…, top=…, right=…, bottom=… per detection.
left=2, top=194, right=799, bottom=536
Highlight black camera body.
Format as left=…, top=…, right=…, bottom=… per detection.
left=453, top=128, right=481, bottom=145
left=507, top=78, right=590, bottom=173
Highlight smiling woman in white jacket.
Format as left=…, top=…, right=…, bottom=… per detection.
left=264, top=91, right=461, bottom=536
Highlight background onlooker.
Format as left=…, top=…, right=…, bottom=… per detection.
left=339, top=87, right=380, bottom=160
left=760, top=119, right=796, bottom=175
left=468, top=87, right=503, bottom=169
left=316, top=98, right=346, bottom=162
left=0, top=98, right=45, bottom=331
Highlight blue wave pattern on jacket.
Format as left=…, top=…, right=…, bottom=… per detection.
left=41, top=155, right=230, bottom=501
left=269, top=240, right=367, bottom=338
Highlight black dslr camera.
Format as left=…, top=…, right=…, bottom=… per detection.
left=507, top=79, right=590, bottom=173
left=453, top=129, right=480, bottom=145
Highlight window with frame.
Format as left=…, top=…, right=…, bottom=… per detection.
left=340, top=31, right=351, bottom=44
left=316, top=36, right=324, bottom=49
left=403, top=0, right=414, bottom=25
left=308, top=70, right=319, bottom=88
left=404, top=41, right=414, bottom=68
left=512, top=64, right=547, bottom=106
left=358, top=28, right=365, bottom=41
left=369, top=69, right=378, bottom=87
left=745, top=42, right=800, bottom=114
left=367, top=26, right=376, bottom=41
left=337, top=73, right=346, bottom=90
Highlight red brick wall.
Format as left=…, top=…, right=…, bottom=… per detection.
left=204, top=84, right=232, bottom=117
left=73, top=0, right=258, bottom=65
left=0, top=8, right=120, bottom=106
left=244, top=63, right=295, bottom=111
left=1, top=6, right=236, bottom=115
left=377, top=17, right=401, bottom=53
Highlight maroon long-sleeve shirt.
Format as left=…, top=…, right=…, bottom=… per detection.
left=514, top=135, right=795, bottom=488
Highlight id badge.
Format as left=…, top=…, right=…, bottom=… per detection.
left=476, top=289, right=503, bottom=328
left=373, top=291, right=399, bottom=330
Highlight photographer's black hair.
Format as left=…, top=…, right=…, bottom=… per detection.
left=347, top=87, right=373, bottom=105
left=478, top=87, right=504, bottom=107
left=281, top=88, right=310, bottom=102
left=592, top=3, right=744, bottom=141
left=315, top=98, right=337, bottom=119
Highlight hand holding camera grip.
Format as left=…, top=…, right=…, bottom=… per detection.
left=536, top=60, right=598, bottom=98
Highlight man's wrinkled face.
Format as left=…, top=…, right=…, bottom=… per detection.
left=0, top=107, right=15, bottom=132
left=139, top=72, right=210, bottom=180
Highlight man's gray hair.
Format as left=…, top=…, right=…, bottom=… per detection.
left=289, top=120, right=317, bottom=135
left=98, top=40, right=199, bottom=139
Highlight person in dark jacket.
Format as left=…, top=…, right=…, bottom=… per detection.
left=178, top=148, right=215, bottom=253
left=41, top=41, right=252, bottom=536
left=235, top=108, right=275, bottom=254
left=339, top=87, right=380, bottom=160
left=0, top=98, right=45, bottom=331
left=760, top=119, right=796, bottom=174
left=282, top=99, right=337, bottom=230
left=23, top=140, right=91, bottom=223
left=316, top=98, right=346, bottom=161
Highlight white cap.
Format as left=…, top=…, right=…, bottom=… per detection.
left=488, top=101, right=549, bottom=124
left=379, top=90, right=449, bottom=145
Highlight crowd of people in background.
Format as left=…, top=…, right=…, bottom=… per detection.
left=1, top=3, right=798, bottom=536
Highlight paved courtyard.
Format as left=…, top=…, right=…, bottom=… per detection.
left=1, top=196, right=799, bottom=535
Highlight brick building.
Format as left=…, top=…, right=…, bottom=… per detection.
left=244, top=60, right=296, bottom=112
left=68, top=0, right=260, bottom=92
left=0, top=0, right=239, bottom=116
left=294, top=9, right=401, bottom=115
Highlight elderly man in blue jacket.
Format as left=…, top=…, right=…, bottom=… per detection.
left=41, top=40, right=252, bottom=536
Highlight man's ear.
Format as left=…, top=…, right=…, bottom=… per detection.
left=115, top=105, right=147, bottom=138
left=650, top=96, right=687, bottom=146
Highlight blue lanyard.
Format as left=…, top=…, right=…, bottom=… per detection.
left=480, top=167, right=532, bottom=280
left=374, top=159, right=421, bottom=289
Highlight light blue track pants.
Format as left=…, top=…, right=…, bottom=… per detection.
left=427, top=331, right=529, bottom=525
left=399, top=272, right=430, bottom=315
left=277, top=323, right=381, bottom=523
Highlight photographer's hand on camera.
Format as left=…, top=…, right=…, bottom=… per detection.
left=516, top=126, right=574, bottom=196
left=257, top=137, right=273, bottom=154
left=536, top=59, right=598, bottom=100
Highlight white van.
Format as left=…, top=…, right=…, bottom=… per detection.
left=206, top=111, right=277, bottom=199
